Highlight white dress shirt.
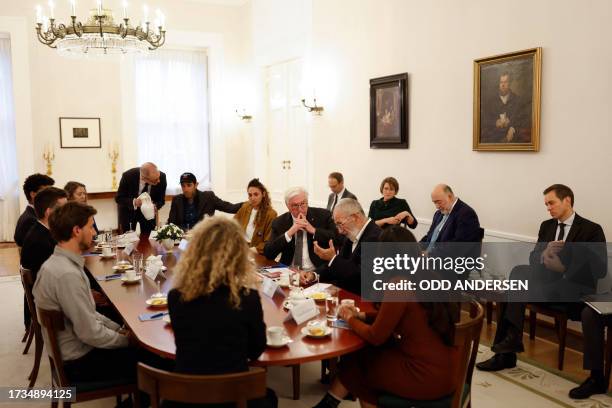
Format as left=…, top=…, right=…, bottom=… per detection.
left=284, top=216, right=315, bottom=270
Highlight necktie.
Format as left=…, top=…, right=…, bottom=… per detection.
left=556, top=223, right=566, bottom=241
left=141, top=183, right=149, bottom=194
left=331, top=194, right=338, bottom=212
left=426, top=213, right=449, bottom=253
left=292, top=230, right=304, bottom=268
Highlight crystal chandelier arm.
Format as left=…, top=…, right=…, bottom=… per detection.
left=70, top=16, right=83, bottom=37
left=146, top=29, right=165, bottom=50
left=35, top=23, right=58, bottom=47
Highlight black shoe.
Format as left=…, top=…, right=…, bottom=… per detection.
left=569, top=376, right=607, bottom=400
left=491, top=333, right=525, bottom=354
left=476, top=353, right=517, bottom=372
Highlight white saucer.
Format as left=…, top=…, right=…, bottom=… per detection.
left=113, top=265, right=134, bottom=272
left=267, top=335, right=291, bottom=348
left=162, top=315, right=171, bottom=324
left=146, top=297, right=168, bottom=307
left=300, top=326, right=332, bottom=338
left=120, top=275, right=141, bottom=284
left=99, top=253, right=116, bottom=259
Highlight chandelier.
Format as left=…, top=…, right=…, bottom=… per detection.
left=35, top=1, right=166, bottom=56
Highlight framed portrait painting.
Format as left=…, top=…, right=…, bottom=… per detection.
left=59, top=117, right=102, bottom=148
left=473, top=48, right=542, bottom=151
left=370, top=73, right=409, bottom=149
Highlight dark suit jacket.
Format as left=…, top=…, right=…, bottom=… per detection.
left=420, top=199, right=481, bottom=258
left=317, top=220, right=382, bottom=295
left=20, top=221, right=56, bottom=282
left=263, top=207, right=336, bottom=267
left=115, top=167, right=167, bottom=228
left=14, top=206, right=37, bottom=247
left=168, top=286, right=266, bottom=375
left=326, top=189, right=357, bottom=212
left=528, top=214, right=607, bottom=290
left=167, top=190, right=242, bottom=228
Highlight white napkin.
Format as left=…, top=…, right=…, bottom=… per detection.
left=138, top=192, right=155, bottom=220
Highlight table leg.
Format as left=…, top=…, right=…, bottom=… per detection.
left=292, top=364, right=300, bottom=400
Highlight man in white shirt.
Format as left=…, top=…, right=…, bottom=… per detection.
left=264, top=187, right=336, bottom=269
left=326, top=172, right=357, bottom=213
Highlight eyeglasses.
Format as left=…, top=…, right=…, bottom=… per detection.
left=289, top=201, right=308, bottom=210
left=334, top=215, right=353, bottom=229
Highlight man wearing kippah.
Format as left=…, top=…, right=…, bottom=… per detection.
left=167, top=172, right=243, bottom=230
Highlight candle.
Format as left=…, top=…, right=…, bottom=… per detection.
left=143, top=4, right=149, bottom=23
left=160, top=12, right=165, bottom=29
left=48, top=0, right=54, bottom=18
left=96, top=0, right=102, bottom=16
left=70, top=0, right=76, bottom=16
left=42, top=15, right=49, bottom=31
left=122, top=0, right=128, bottom=19
left=35, top=5, right=42, bottom=24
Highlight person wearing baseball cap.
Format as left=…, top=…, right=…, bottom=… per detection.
left=167, top=172, right=243, bottom=230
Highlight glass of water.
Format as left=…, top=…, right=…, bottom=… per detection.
left=325, top=288, right=339, bottom=321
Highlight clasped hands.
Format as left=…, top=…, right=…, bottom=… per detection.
left=383, top=211, right=413, bottom=226
left=542, top=240, right=566, bottom=273
left=287, top=213, right=315, bottom=237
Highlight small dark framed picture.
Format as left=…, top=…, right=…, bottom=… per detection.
left=59, top=117, right=102, bottom=148
left=370, top=73, right=409, bottom=149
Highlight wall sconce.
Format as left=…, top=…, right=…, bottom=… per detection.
left=235, top=108, right=252, bottom=122
left=301, top=98, right=324, bottom=115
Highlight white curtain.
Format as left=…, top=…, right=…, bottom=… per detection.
left=0, top=37, right=19, bottom=242
left=134, top=49, right=210, bottom=194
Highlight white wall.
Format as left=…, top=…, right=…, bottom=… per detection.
left=300, top=0, right=611, bottom=241
left=0, top=0, right=252, bottom=231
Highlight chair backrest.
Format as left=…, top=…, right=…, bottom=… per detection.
left=19, top=266, right=38, bottom=325
left=137, top=363, right=267, bottom=408
left=37, top=307, right=69, bottom=388
left=451, top=300, right=484, bottom=408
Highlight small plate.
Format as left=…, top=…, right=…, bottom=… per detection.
left=267, top=335, right=292, bottom=348
left=99, top=253, right=116, bottom=259
left=120, top=275, right=141, bottom=284
left=306, top=292, right=329, bottom=302
left=162, top=315, right=171, bottom=324
left=301, top=326, right=332, bottom=338
left=146, top=297, right=168, bottom=308
left=113, top=265, right=134, bottom=272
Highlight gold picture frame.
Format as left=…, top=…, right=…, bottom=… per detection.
left=473, top=47, right=542, bottom=151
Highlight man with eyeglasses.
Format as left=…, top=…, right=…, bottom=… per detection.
left=304, top=198, right=381, bottom=295
left=264, top=187, right=336, bottom=269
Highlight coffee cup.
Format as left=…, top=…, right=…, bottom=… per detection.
left=102, top=245, right=113, bottom=257
left=267, top=326, right=284, bottom=344
left=125, top=269, right=137, bottom=281
left=278, top=272, right=290, bottom=286
left=340, top=299, right=355, bottom=308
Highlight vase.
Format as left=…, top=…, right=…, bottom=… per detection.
left=161, top=238, right=175, bottom=250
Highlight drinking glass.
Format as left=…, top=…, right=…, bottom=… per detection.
left=152, top=279, right=164, bottom=298
left=132, top=252, right=143, bottom=274
left=289, top=267, right=301, bottom=291
left=325, top=296, right=339, bottom=321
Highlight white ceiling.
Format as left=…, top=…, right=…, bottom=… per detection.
left=183, top=0, right=248, bottom=6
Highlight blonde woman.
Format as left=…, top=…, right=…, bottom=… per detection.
left=167, top=217, right=277, bottom=407
left=234, top=178, right=277, bottom=254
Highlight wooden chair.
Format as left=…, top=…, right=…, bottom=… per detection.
left=378, top=300, right=484, bottom=408
left=527, top=304, right=567, bottom=370
left=37, top=307, right=138, bottom=408
left=19, top=266, right=43, bottom=388
left=137, top=363, right=267, bottom=408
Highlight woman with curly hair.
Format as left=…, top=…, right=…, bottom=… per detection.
left=234, top=178, right=277, bottom=254
left=167, top=216, right=276, bottom=407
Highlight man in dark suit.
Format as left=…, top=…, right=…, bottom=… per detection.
left=326, top=172, right=357, bottom=213
left=115, top=163, right=167, bottom=235
left=20, top=187, right=67, bottom=329
left=264, top=187, right=336, bottom=269
left=305, top=198, right=382, bottom=295
left=477, top=184, right=607, bottom=381
left=167, top=172, right=242, bottom=229
left=420, top=184, right=482, bottom=258
left=14, top=173, right=55, bottom=247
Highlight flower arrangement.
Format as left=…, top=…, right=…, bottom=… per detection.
left=155, top=223, right=184, bottom=242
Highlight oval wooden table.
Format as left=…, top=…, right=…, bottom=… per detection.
left=86, top=237, right=372, bottom=399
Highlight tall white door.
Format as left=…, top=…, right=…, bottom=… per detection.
left=265, top=59, right=309, bottom=203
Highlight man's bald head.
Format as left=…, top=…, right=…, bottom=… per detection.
left=140, top=162, right=161, bottom=185
left=431, top=184, right=456, bottom=214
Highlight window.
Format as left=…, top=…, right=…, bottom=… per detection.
left=134, top=48, right=210, bottom=193
left=0, top=35, right=19, bottom=241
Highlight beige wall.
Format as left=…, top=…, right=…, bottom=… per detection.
left=303, top=0, right=612, bottom=241
left=0, top=0, right=252, bottom=230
